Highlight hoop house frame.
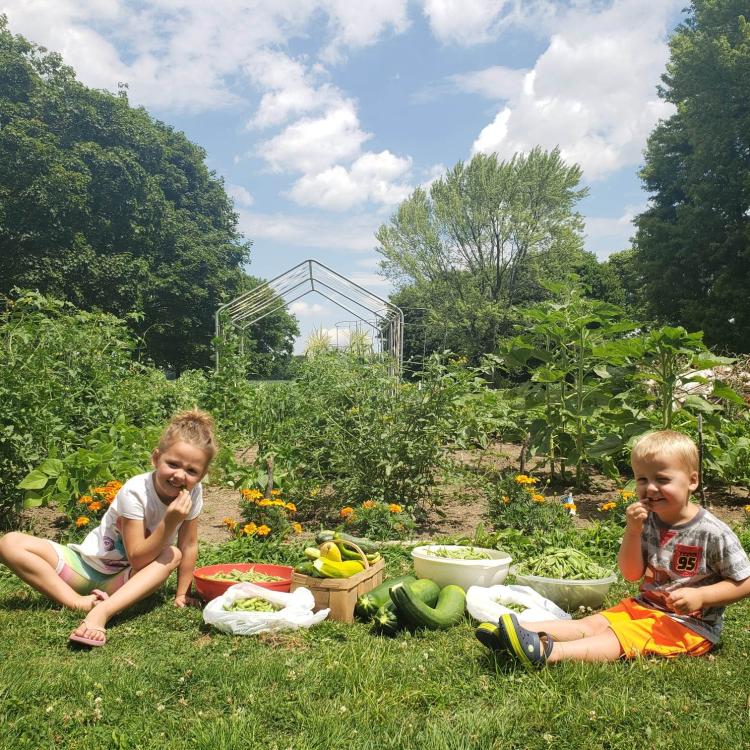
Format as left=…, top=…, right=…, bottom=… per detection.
left=215, top=259, right=404, bottom=374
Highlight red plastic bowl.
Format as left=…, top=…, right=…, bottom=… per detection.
left=193, top=563, right=293, bottom=601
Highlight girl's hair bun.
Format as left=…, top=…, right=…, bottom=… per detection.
left=158, top=408, right=218, bottom=460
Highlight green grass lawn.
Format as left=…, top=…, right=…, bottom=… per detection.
left=1, top=552, right=749, bottom=750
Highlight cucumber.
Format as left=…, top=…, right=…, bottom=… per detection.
left=372, top=578, right=441, bottom=635
left=293, top=562, right=321, bottom=577
left=389, top=583, right=466, bottom=630
left=355, top=575, right=416, bottom=621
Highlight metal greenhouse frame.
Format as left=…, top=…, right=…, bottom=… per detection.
left=215, top=259, right=404, bottom=374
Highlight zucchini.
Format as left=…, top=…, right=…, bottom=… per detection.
left=372, top=578, right=441, bottom=635
left=314, top=529, right=378, bottom=555
left=293, top=561, right=321, bottom=577
left=355, top=575, right=416, bottom=621
left=390, top=583, right=466, bottom=630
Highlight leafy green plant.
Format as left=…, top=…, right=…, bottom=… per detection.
left=17, top=419, right=161, bottom=516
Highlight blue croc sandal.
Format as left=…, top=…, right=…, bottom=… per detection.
left=498, top=613, right=553, bottom=668
left=475, top=622, right=509, bottom=654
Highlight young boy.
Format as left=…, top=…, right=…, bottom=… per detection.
left=476, top=430, right=750, bottom=666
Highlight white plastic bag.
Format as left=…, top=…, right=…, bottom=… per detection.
left=466, top=584, right=571, bottom=623
left=202, top=582, right=329, bottom=635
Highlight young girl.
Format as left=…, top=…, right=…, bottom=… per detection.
left=0, top=409, right=217, bottom=647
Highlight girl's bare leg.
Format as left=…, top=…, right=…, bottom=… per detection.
left=0, top=532, right=100, bottom=611
left=70, top=546, right=182, bottom=643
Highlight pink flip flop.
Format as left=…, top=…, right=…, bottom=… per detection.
left=69, top=621, right=107, bottom=648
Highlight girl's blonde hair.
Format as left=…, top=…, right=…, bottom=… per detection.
left=158, top=409, right=218, bottom=462
left=631, top=430, right=698, bottom=474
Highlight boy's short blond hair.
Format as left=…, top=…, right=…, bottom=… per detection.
left=631, top=430, right=698, bottom=474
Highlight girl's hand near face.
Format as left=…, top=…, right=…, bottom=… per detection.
left=165, top=488, right=192, bottom=528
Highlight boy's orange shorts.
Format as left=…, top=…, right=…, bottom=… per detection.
left=600, top=598, right=713, bottom=658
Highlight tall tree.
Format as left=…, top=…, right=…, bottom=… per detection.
left=0, top=18, right=295, bottom=369
left=634, top=1, right=750, bottom=353
left=376, top=148, right=588, bottom=360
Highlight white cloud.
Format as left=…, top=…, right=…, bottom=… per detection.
left=289, top=300, right=326, bottom=316
left=245, top=50, right=342, bottom=129
left=584, top=203, right=645, bottom=258
left=321, top=0, right=410, bottom=61
left=451, top=65, right=529, bottom=101
left=288, top=151, right=412, bottom=210
left=260, top=101, right=372, bottom=174
left=470, top=0, right=682, bottom=180
left=2, top=1, right=412, bottom=112
left=236, top=208, right=380, bottom=252
left=227, top=184, right=254, bottom=208
left=422, top=0, right=557, bottom=45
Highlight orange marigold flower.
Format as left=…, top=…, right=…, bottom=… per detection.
left=532, top=493, right=545, bottom=503
left=502, top=495, right=511, bottom=505
left=75, top=516, right=90, bottom=528
left=92, top=487, right=108, bottom=496
left=619, top=490, right=635, bottom=501
left=88, top=501, right=102, bottom=512
left=259, top=499, right=273, bottom=507
left=272, top=499, right=285, bottom=507
left=744, top=505, right=750, bottom=514
left=362, top=500, right=376, bottom=509
left=271, top=489, right=281, bottom=496
left=223, top=517, right=237, bottom=528
left=598, top=501, right=617, bottom=512
left=340, top=507, right=354, bottom=518
left=243, top=522, right=257, bottom=535
left=292, top=522, right=302, bottom=535
left=388, top=503, right=403, bottom=513
left=241, top=489, right=251, bottom=498
left=514, top=474, right=538, bottom=485
left=106, top=480, right=122, bottom=489
left=256, top=524, right=271, bottom=536
left=563, top=502, right=577, bottom=511
left=78, top=495, right=93, bottom=505
left=285, top=502, right=297, bottom=512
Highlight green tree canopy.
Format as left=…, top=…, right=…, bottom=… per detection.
left=376, top=148, right=589, bottom=361
left=0, top=18, right=296, bottom=369
left=634, top=0, right=750, bottom=353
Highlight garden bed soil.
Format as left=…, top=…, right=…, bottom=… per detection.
left=19, top=441, right=750, bottom=545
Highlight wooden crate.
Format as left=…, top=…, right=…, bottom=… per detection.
left=291, top=557, right=385, bottom=623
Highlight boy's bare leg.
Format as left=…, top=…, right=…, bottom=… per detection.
left=70, top=546, right=182, bottom=643
left=546, top=630, right=623, bottom=663
left=0, top=532, right=101, bottom=611
left=520, top=614, right=623, bottom=663
left=520, top=614, right=612, bottom=642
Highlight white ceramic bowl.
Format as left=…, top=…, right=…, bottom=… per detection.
left=513, top=569, right=617, bottom=612
left=411, top=545, right=512, bottom=590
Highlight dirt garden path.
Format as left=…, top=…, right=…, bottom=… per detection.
left=21, top=442, right=750, bottom=544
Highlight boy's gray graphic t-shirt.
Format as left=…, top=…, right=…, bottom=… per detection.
left=636, top=507, right=750, bottom=642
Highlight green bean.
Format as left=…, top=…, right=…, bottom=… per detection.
left=516, top=547, right=611, bottom=580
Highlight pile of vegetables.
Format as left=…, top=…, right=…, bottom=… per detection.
left=426, top=547, right=491, bottom=560
left=293, top=531, right=381, bottom=579
left=515, top=547, right=613, bottom=580
left=222, top=597, right=280, bottom=612
left=356, top=576, right=466, bottom=634
left=204, top=568, right=285, bottom=583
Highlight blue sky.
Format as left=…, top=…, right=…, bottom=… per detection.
left=5, top=0, right=685, bottom=351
